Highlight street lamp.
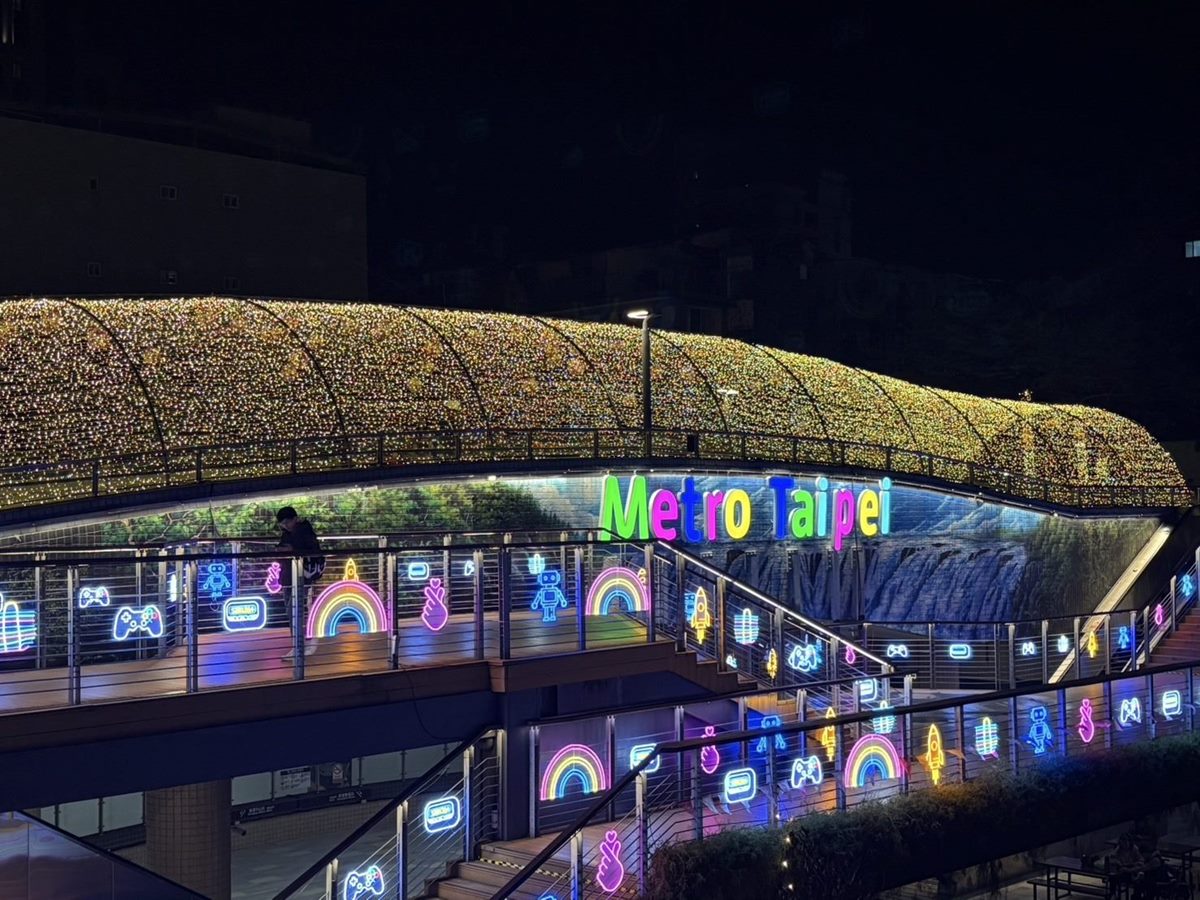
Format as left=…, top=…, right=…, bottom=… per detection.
left=626, top=309, right=654, bottom=458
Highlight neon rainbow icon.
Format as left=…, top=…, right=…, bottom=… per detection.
left=584, top=567, right=650, bottom=617
left=305, top=559, right=390, bottom=639
left=843, top=733, right=903, bottom=789
left=539, top=744, right=608, bottom=801
left=0, top=595, right=36, bottom=654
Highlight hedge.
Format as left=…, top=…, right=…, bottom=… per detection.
left=646, top=734, right=1200, bottom=900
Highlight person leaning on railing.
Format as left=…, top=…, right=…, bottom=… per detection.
left=275, top=505, right=326, bottom=597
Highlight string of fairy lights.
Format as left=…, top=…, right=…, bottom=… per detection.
left=0, top=296, right=1185, bottom=510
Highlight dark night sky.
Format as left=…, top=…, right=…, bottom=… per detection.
left=48, top=1, right=1200, bottom=435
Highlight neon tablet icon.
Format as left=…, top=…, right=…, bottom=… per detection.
left=222, top=596, right=267, bottom=632
left=722, top=767, right=757, bottom=805
left=629, top=743, right=661, bottom=774
left=422, top=796, right=461, bottom=834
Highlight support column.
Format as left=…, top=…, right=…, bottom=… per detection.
left=144, top=779, right=231, bottom=900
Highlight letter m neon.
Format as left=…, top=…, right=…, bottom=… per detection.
left=598, top=475, right=649, bottom=541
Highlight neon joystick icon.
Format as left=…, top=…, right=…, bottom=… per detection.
left=421, top=578, right=449, bottom=632
left=1077, top=697, right=1096, bottom=744
left=264, top=562, right=283, bottom=595
left=595, top=830, right=625, bottom=893
left=344, top=864, right=384, bottom=900
left=699, top=725, right=720, bottom=775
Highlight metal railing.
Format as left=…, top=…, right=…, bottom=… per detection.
left=0, top=425, right=1189, bottom=516
left=273, top=728, right=502, bottom=900
left=493, top=658, right=1200, bottom=899
left=0, top=532, right=884, bottom=714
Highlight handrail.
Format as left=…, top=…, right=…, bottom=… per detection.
left=659, top=539, right=893, bottom=673
left=490, top=655, right=1200, bottom=899
left=271, top=727, right=495, bottom=900
left=0, top=424, right=1190, bottom=513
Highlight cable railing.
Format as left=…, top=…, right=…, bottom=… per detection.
left=492, top=657, right=1200, bottom=900
left=272, top=728, right=501, bottom=900
left=0, top=532, right=884, bottom=715
left=0, top=425, right=1189, bottom=516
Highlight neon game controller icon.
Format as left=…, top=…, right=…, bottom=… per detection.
left=112, top=605, right=164, bottom=641
left=344, top=864, right=384, bottom=900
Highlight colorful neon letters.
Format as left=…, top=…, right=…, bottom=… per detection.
left=422, top=796, right=461, bottom=834
left=947, top=643, right=972, bottom=661
left=975, top=717, right=999, bottom=758
left=722, top=767, right=757, bottom=805
left=789, top=755, right=823, bottom=789
left=629, top=743, right=661, bottom=774
left=344, top=865, right=384, bottom=900
left=596, top=474, right=893, bottom=552
left=1118, top=697, right=1142, bottom=726
left=1027, top=706, right=1052, bottom=754
left=112, top=605, right=163, bottom=641
left=222, top=596, right=267, bottom=632
left=0, top=595, right=35, bottom=654
left=1162, top=690, right=1183, bottom=719
left=1077, top=698, right=1096, bottom=744
left=77, top=586, right=111, bottom=609
left=595, top=830, right=625, bottom=893
left=733, top=607, right=760, bottom=645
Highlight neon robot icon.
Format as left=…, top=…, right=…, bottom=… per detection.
left=343, top=864, right=384, bottom=900
left=199, top=562, right=232, bottom=600
left=722, top=767, right=758, bottom=805
left=1077, top=698, right=1096, bottom=744
left=222, top=596, right=267, bottom=632
left=422, top=796, right=461, bottom=834
left=629, top=743, right=661, bottom=774
left=1027, top=705, right=1052, bottom=754
left=1162, top=690, right=1183, bottom=719
left=78, top=586, right=111, bottom=609
left=755, top=714, right=787, bottom=753
left=789, top=755, right=824, bottom=789
left=0, top=595, right=36, bottom=654
left=733, top=607, right=760, bottom=645
left=530, top=563, right=568, bottom=623
left=975, top=716, right=1000, bottom=758
left=1118, top=697, right=1142, bottom=727
left=595, top=830, right=625, bottom=893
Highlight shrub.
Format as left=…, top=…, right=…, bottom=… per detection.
left=646, top=734, right=1200, bottom=900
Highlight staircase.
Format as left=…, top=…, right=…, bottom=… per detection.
left=422, top=836, right=568, bottom=899
left=1146, top=616, right=1200, bottom=666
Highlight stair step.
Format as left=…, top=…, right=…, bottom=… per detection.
left=480, top=841, right=570, bottom=873
left=450, top=860, right=568, bottom=893
left=434, top=877, right=500, bottom=900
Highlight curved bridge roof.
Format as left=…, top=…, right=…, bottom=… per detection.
left=0, top=297, right=1186, bottom=511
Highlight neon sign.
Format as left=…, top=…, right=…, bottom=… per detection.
left=407, top=561, right=429, bottom=581
left=199, top=561, right=232, bottom=601
left=1056, top=634, right=1070, bottom=653
left=596, top=830, right=625, bottom=893
left=789, top=755, right=823, bottom=789
left=530, top=567, right=568, bottom=623
left=857, top=679, right=878, bottom=702
left=722, top=767, right=757, bottom=805
left=755, top=715, right=786, bottom=753
left=222, top=596, right=267, bottom=632
left=689, top=586, right=712, bottom=643
left=872, top=700, right=896, bottom=734
left=112, top=605, right=163, bottom=641
left=733, top=607, right=760, bottom=645
left=1027, top=705, right=1052, bottom=754
left=597, top=474, right=893, bottom=551
left=540, top=744, right=608, bottom=801
left=1155, top=603, right=1165, bottom=628
left=307, top=560, right=389, bottom=639
left=1162, top=690, right=1183, bottom=719
left=462, top=559, right=476, bottom=577
left=422, top=796, right=461, bottom=834
left=765, top=648, right=779, bottom=679
left=844, top=733, right=902, bottom=789
left=344, top=865, right=384, bottom=900
left=264, top=562, right=283, bottom=595
left=947, top=643, right=972, bottom=661
left=585, top=567, right=650, bottom=617
left=788, top=639, right=823, bottom=673
left=629, top=743, right=661, bottom=774
left=819, top=708, right=837, bottom=761
left=886, top=643, right=909, bottom=659
left=1077, top=698, right=1096, bottom=744
left=921, top=724, right=945, bottom=786
left=0, top=596, right=36, bottom=654
left=78, top=586, right=111, bottom=609
left=845, top=644, right=857, bottom=665
left=1085, top=631, right=1099, bottom=659
left=1180, top=574, right=1197, bottom=600
left=1118, top=697, right=1142, bottom=726
left=1020, top=640, right=1038, bottom=656
left=699, top=725, right=720, bottom=775
left=1117, top=626, right=1131, bottom=650
left=974, top=717, right=999, bottom=758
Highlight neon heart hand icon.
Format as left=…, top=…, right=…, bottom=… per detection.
left=699, top=725, right=721, bottom=775
left=421, top=578, right=449, bottom=632
left=595, top=830, right=625, bottom=893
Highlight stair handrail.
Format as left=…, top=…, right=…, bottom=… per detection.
left=271, top=726, right=496, bottom=900
left=489, top=655, right=1200, bottom=899
left=654, top=538, right=893, bottom=674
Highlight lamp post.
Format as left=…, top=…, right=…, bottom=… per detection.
left=627, top=309, right=653, bottom=458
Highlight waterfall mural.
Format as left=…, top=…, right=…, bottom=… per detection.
left=49, top=469, right=1162, bottom=626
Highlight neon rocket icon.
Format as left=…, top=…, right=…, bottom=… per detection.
left=1085, top=631, right=1099, bottom=659
left=690, top=588, right=712, bottom=643
left=922, top=724, right=946, bottom=786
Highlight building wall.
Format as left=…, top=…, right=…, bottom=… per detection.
left=0, top=116, right=366, bottom=297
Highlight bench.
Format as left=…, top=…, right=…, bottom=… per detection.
left=1027, top=875, right=1111, bottom=900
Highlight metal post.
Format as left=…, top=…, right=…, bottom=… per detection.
left=830, top=635, right=840, bottom=682
left=1041, top=619, right=1050, bottom=684
left=1189, top=665, right=1196, bottom=735
left=675, top=556, right=687, bottom=651
left=474, top=549, right=485, bottom=660
left=1073, top=616, right=1082, bottom=679
left=766, top=742, right=778, bottom=826
left=66, top=566, right=80, bottom=705
left=643, top=543, right=655, bottom=643
left=574, top=547, right=585, bottom=652
left=928, top=622, right=936, bottom=688
left=640, top=313, right=652, bottom=458
left=1056, top=689, right=1068, bottom=758
left=186, top=561, right=199, bottom=693
left=1103, top=679, right=1114, bottom=751
left=325, top=859, right=338, bottom=900
left=993, top=623, right=1001, bottom=691
left=291, top=557, right=304, bottom=681
left=1103, top=614, right=1112, bottom=675
left=606, top=715, right=617, bottom=822
left=1009, top=695, right=1020, bottom=774
left=157, top=551, right=168, bottom=656
left=636, top=772, right=648, bottom=895
left=772, top=607, right=784, bottom=684
left=33, top=554, right=43, bottom=670
left=462, top=744, right=474, bottom=863
left=1170, top=576, right=1178, bottom=634
left=1007, top=623, right=1016, bottom=689
left=715, top=578, right=726, bottom=663
left=834, top=717, right=846, bottom=810
left=570, top=830, right=584, bottom=900
left=1148, top=673, right=1157, bottom=741
left=499, top=546, right=511, bottom=659
left=1130, top=610, right=1139, bottom=670
left=528, top=725, right=539, bottom=838
left=388, top=551, right=400, bottom=669
left=955, top=704, right=967, bottom=784
left=396, top=801, right=408, bottom=900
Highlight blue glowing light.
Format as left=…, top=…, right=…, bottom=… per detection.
left=754, top=715, right=787, bottom=753
left=886, top=643, right=909, bottom=659
left=789, top=755, right=823, bottom=789
left=1027, top=705, right=1052, bottom=754
left=222, top=596, right=267, bottom=632
left=1118, top=697, right=1142, bottom=727
left=406, top=561, right=429, bottom=581
left=629, top=743, right=661, bottom=774
left=948, top=643, right=972, bottom=660
left=422, top=796, right=462, bottom=834
left=722, top=767, right=757, bottom=805
left=1162, top=690, right=1183, bottom=719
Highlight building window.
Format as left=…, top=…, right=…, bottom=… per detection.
left=223, top=275, right=240, bottom=291
left=223, top=193, right=239, bottom=209
left=160, top=184, right=178, bottom=201
left=88, top=177, right=99, bottom=192
left=85, top=261, right=102, bottom=278
left=159, top=269, right=178, bottom=286
left=1186, top=240, right=1200, bottom=259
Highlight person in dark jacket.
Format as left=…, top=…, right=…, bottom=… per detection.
left=275, top=506, right=326, bottom=588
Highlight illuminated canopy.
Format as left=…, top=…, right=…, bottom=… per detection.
left=0, top=297, right=1186, bottom=510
